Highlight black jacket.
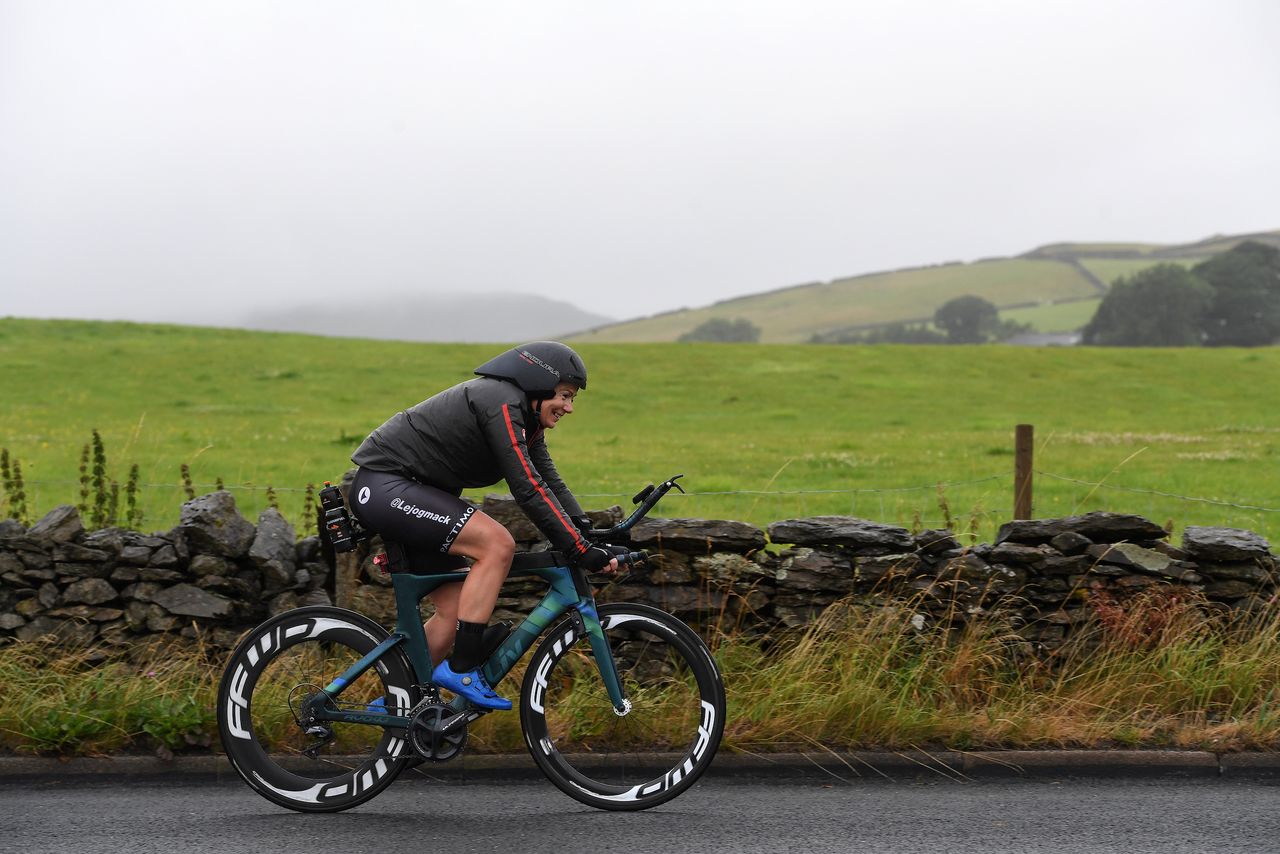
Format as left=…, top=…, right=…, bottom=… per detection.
left=351, top=377, right=588, bottom=555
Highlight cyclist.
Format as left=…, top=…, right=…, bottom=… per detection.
left=348, top=341, right=618, bottom=710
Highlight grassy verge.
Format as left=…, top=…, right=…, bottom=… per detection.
left=4, top=592, right=1279, bottom=757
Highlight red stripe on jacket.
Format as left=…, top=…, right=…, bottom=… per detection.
left=501, top=404, right=585, bottom=553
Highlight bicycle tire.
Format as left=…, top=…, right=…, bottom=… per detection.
left=519, top=603, right=725, bottom=811
left=216, top=606, right=420, bottom=812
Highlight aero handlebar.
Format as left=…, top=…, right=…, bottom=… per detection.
left=586, top=478, right=686, bottom=545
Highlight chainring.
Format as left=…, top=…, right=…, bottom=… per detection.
left=407, top=703, right=469, bottom=762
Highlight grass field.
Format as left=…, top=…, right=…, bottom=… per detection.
left=1000, top=298, right=1101, bottom=333
left=1078, top=257, right=1204, bottom=289
left=1, top=318, right=1278, bottom=545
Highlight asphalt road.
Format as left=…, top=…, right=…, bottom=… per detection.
left=3, top=774, right=1279, bottom=854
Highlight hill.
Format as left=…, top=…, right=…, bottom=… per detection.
left=570, top=230, right=1280, bottom=343
left=238, top=292, right=613, bottom=343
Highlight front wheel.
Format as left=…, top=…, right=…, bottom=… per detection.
left=216, top=606, right=420, bottom=813
left=520, top=603, right=726, bottom=811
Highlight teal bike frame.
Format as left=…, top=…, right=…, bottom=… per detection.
left=306, top=555, right=625, bottom=731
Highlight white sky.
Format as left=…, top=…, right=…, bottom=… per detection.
left=2, top=0, right=1278, bottom=325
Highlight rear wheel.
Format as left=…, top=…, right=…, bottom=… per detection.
left=520, top=603, right=725, bottom=811
left=217, top=606, right=420, bottom=812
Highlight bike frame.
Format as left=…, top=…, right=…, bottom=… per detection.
left=304, top=559, right=624, bottom=731
left=302, top=473, right=688, bottom=732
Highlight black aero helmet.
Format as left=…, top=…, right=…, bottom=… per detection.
left=474, top=341, right=587, bottom=398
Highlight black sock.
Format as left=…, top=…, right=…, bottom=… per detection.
left=448, top=620, right=488, bottom=672
left=481, top=621, right=513, bottom=661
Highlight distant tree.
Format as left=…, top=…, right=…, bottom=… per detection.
left=1081, top=264, right=1210, bottom=346
left=934, top=295, right=1000, bottom=343
left=1194, top=241, right=1280, bottom=346
left=855, top=323, right=946, bottom=344
left=994, top=317, right=1034, bottom=342
left=678, top=317, right=761, bottom=343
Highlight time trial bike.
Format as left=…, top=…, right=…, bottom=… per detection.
left=216, top=475, right=725, bottom=812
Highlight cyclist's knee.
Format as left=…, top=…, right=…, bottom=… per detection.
left=489, top=528, right=516, bottom=565
left=456, top=512, right=515, bottom=566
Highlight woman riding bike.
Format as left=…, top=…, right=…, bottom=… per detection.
left=348, top=341, right=619, bottom=710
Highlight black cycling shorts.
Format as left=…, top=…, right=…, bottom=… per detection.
left=349, top=468, right=475, bottom=573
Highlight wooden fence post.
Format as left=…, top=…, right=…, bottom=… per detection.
left=1014, top=423, right=1034, bottom=519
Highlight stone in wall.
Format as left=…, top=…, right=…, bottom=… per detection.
left=1181, top=526, right=1272, bottom=563
left=179, top=491, right=256, bottom=558
left=480, top=494, right=625, bottom=548
left=28, top=505, right=84, bottom=543
left=995, top=512, right=1168, bottom=546
left=251, top=508, right=298, bottom=592
left=768, top=516, right=915, bottom=555
left=632, top=518, right=765, bottom=554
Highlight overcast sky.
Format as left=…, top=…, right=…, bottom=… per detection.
left=2, top=0, right=1278, bottom=327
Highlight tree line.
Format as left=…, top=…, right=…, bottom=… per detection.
left=680, top=297, right=1030, bottom=344
left=1082, top=241, right=1280, bottom=346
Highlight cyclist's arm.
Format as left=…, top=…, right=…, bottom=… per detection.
left=477, top=398, right=587, bottom=556
left=527, top=433, right=586, bottom=519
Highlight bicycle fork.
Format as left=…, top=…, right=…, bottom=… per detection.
left=565, top=562, right=629, bottom=715
left=574, top=601, right=631, bottom=716
left=514, top=566, right=631, bottom=716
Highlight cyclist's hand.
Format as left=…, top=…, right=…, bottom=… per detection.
left=575, top=545, right=620, bottom=575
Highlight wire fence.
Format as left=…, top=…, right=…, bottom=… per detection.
left=1035, top=470, right=1280, bottom=514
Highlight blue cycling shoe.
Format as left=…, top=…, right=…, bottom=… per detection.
left=430, top=660, right=513, bottom=711
left=366, top=696, right=387, bottom=714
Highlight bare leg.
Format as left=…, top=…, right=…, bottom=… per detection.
left=421, top=513, right=512, bottom=665
left=429, top=511, right=516, bottom=708
left=425, top=582, right=461, bottom=667
left=447, top=511, right=515, bottom=624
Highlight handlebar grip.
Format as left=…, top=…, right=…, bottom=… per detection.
left=623, top=550, right=649, bottom=567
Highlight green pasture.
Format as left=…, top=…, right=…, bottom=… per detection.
left=575, top=259, right=1097, bottom=344
left=1, top=318, right=1278, bottom=545
left=1078, top=257, right=1203, bottom=289
left=1000, top=298, right=1100, bottom=333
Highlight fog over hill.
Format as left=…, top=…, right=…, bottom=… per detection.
left=237, top=293, right=613, bottom=343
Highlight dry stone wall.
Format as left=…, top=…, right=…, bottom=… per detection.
left=2, top=490, right=1277, bottom=654
left=0, top=492, right=331, bottom=652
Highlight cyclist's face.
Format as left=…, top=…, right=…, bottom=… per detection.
left=537, top=382, right=577, bottom=430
